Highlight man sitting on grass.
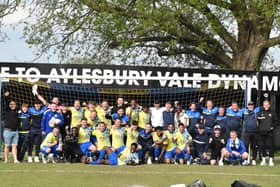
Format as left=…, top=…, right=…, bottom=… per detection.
left=63, top=127, right=82, bottom=163
left=219, top=130, right=248, bottom=166
left=152, top=126, right=167, bottom=163
left=40, top=126, right=63, bottom=164
left=174, top=123, right=192, bottom=165
left=81, top=143, right=139, bottom=166
left=192, top=124, right=209, bottom=165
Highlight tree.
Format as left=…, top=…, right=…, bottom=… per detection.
left=23, top=0, right=280, bottom=70
left=0, top=0, right=19, bottom=41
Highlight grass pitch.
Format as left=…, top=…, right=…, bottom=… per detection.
left=0, top=162, right=279, bottom=187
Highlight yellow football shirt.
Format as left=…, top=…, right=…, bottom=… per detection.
left=138, top=111, right=150, bottom=129
left=125, top=107, right=139, bottom=123
left=110, top=127, right=125, bottom=149
left=117, top=148, right=139, bottom=166
left=164, top=130, right=176, bottom=151
left=70, top=107, right=84, bottom=127
left=84, top=109, right=98, bottom=127
left=40, top=132, right=58, bottom=148
left=95, top=106, right=112, bottom=127
left=175, top=131, right=192, bottom=150
left=78, top=127, right=92, bottom=144
left=126, top=128, right=139, bottom=147
left=92, top=129, right=111, bottom=150
left=152, top=132, right=167, bottom=145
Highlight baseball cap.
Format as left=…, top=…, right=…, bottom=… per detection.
left=214, top=125, right=221, bottom=130
left=248, top=101, right=255, bottom=105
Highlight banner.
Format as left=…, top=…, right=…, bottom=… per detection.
left=0, top=63, right=279, bottom=91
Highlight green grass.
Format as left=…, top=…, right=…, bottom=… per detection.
left=0, top=162, right=279, bottom=187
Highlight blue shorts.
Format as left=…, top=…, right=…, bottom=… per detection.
left=40, top=145, right=59, bottom=156
left=176, top=149, right=185, bottom=160
left=165, top=147, right=177, bottom=159
left=3, top=129, right=18, bottom=146
left=108, top=152, right=118, bottom=166
left=226, top=154, right=241, bottom=161
left=80, top=142, right=94, bottom=155
left=115, top=145, right=126, bottom=155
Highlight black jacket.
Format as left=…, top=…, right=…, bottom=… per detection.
left=4, top=96, right=19, bottom=131
left=193, top=132, right=209, bottom=153
left=257, top=108, right=279, bottom=135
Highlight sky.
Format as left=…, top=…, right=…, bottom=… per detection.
left=0, top=6, right=58, bottom=63
left=0, top=6, right=280, bottom=67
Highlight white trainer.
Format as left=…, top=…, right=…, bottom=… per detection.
left=48, top=154, right=56, bottom=164
left=269, top=157, right=274, bottom=167
left=251, top=160, right=256, bottom=166
left=147, top=157, right=152, bottom=165
left=186, top=161, right=191, bottom=166
left=242, top=160, right=248, bottom=166
left=34, top=156, right=40, bottom=163
left=218, top=160, right=224, bottom=166
left=42, top=156, right=47, bottom=164
left=28, top=156, right=33, bottom=163
left=260, top=157, right=266, bottom=166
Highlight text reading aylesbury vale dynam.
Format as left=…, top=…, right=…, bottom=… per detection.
left=0, top=67, right=279, bottom=91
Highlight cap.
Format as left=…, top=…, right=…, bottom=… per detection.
left=248, top=101, right=255, bottom=105
left=214, top=125, right=221, bottom=130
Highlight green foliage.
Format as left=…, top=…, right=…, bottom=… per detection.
left=0, top=0, right=20, bottom=42
left=16, top=1, right=280, bottom=69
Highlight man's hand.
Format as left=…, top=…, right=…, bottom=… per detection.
left=199, top=97, right=204, bottom=102
left=209, top=138, right=213, bottom=144
left=4, top=91, right=9, bottom=96
left=137, top=145, right=142, bottom=150
left=232, top=151, right=240, bottom=157
left=202, top=152, right=208, bottom=159
left=221, top=139, right=225, bottom=144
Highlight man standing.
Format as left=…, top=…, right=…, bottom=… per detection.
left=225, top=101, right=243, bottom=137
left=41, top=103, right=64, bottom=138
left=162, top=101, right=175, bottom=130
left=243, top=101, right=260, bottom=166
left=257, top=100, right=278, bottom=166
left=3, top=92, right=20, bottom=163
left=150, top=101, right=165, bottom=128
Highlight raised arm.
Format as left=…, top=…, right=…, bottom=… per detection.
left=32, top=85, right=47, bottom=105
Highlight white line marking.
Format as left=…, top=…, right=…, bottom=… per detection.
left=0, top=170, right=279, bottom=177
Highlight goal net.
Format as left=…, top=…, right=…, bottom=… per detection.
left=1, top=79, right=249, bottom=108
left=0, top=64, right=254, bottom=147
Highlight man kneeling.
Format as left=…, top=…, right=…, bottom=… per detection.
left=40, top=127, right=63, bottom=164
left=219, top=130, right=248, bottom=166
left=81, top=143, right=139, bottom=166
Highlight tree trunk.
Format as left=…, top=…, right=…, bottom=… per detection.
left=231, top=46, right=265, bottom=70
left=232, top=22, right=269, bottom=71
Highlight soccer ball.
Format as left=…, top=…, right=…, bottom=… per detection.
left=49, top=118, right=56, bottom=127
left=55, top=119, right=61, bottom=125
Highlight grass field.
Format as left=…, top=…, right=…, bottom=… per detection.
left=0, top=162, right=279, bottom=187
